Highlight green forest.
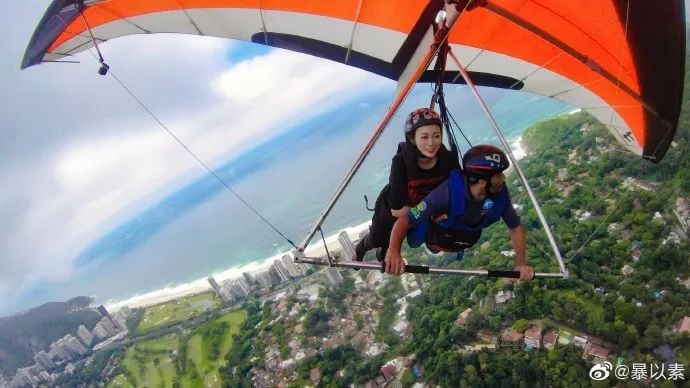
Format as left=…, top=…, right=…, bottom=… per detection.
left=216, top=87, right=690, bottom=387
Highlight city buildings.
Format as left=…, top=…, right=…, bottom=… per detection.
left=338, top=231, right=356, bottom=261
left=280, top=254, right=302, bottom=277
left=33, top=351, right=55, bottom=370
left=322, top=268, right=344, bottom=287
left=271, top=259, right=290, bottom=283
left=77, top=325, right=93, bottom=347
left=256, top=270, right=280, bottom=288
left=208, top=275, right=235, bottom=303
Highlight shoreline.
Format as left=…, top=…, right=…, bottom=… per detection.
left=106, top=139, right=529, bottom=312
left=105, top=220, right=371, bottom=311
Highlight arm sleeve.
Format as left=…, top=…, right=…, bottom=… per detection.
left=388, top=156, right=408, bottom=210
left=406, top=179, right=450, bottom=228
left=502, top=191, right=522, bottom=229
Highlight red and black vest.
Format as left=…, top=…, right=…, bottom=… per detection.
left=396, top=141, right=458, bottom=206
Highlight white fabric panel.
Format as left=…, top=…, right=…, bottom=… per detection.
left=608, top=124, right=643, bottom=149
left=583, top=107, right=630, bottom=133
left=521, top=67, right=581, bottom=98
left=395, top=27, right=435, bottom=96
left=53, top=35, right=94, bottom=56
left=187, top=8, right=262, bottom=40
left=456, top=47, right=641, bottom=155
left=352, top=23, right=406, bottom=63
left=122, top=10, right=201, bottom=34
left=446, top=44, right=483, bottom=71
left=555, top=87, right=630, bottom=132
left=48, top=9, right=410, bottom=67
left=586, top=108, right=642, bottom=155
left=548, top=82, right=609, bottom=109
left=263, top=10, right=352, bottom=48
left=89, top=19, right=145, bottom=39
left=43, top=52, right=72, bottom=61
left=466, top=50, right=539, bottom=81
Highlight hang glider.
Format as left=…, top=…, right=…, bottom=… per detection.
left=23, top=0, right=685, bottom=162
left=22, top=1, right=686, bottom=278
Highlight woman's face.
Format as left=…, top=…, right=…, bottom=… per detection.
left=412, top=124, right=443, bottom=158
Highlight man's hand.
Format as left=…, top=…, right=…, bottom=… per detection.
left=384, top=249, right=405, bottom=276
left=515, top=264, right=535, bottom=281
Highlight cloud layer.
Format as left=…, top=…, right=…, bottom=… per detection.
left=1, top=3, right=389, bottom=315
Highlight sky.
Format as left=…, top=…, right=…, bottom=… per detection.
left=1, top=2, right=393, bottom=316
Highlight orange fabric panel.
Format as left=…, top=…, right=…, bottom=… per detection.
left=49, top=0, right=429, bottom=51
left=447, top=1, right=645, bottom=146
left=494, top=0, right=638, bottom=91
left=45, top=0, right=650, bottom=146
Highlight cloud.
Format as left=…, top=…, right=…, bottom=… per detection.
left=0, top=5, right=390, bottom=314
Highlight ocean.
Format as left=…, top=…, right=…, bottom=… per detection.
left=68, top=85, right=572, bottom=310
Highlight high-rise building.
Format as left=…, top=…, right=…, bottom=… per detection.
left=236, top=277, right=251, bottom=293
left=63, top=335, right=88, bottom=356
left=242, top=272, right=254, bottom=285
left=102, top=317, right=117, bottom=336
left=281, top=254, right=302, bottom=277
left=92, top=325, right=108, bottom=340
left=207, top=276, right=222, bottom=296
left=223, top=279, right=250, bottom=299
left=34, top=351, right=55, bottom=370
left=49, top=341, right=70, bottom=361
left=220, top=286, right=237, bottom=304
left=27, top=365, right=41, bottom=378
left=76, top=325, right=93, bottom=347
left=272, top=260, right=290, bottom=283
left=97, top=305, right=110, bottom=318
left=338, top=231, right=356, bottom=261
left=37, top=371, right=50, bottom=383
left=323, top=268, right=344, bottom=287
left=110, top=311, right=127, bottom=331
left=207, top=278, right=232, bottom=303
left=255, top=270, right=278, bottom=288
left=11, top=368, right=34, bottom=387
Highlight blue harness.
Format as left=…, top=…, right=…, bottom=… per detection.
left=407, top=169, right=509, bottom=252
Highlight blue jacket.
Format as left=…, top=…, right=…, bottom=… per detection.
left=406, top=169, right=513, bottom=252
left=436, top=169, right=509, bottom=232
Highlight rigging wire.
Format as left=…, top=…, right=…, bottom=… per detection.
left=72, top=35, right=300, bottom=249
left=106, top=68, right=299, bottom=249
left=318, top=226, right=334, bottom=264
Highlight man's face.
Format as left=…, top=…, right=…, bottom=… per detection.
left=487, top=172, right=506, bottom=196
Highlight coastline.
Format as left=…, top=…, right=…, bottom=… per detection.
left=105, top=221, right=371, bottom=311
left=105, top=138, right=531, bottom=312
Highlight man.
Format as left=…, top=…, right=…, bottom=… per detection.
left=384, top=145, right=535, bottom=281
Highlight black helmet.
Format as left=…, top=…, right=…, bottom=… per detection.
left=462, top=145, right=510, bottom=179
left=404, top=108, right=442, bottom=141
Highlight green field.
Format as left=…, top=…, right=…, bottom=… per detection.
left=136, top=292, right=221, bottom=334
left=109, top=310, right=247, bottom=388
left=187, top=310, right=247, bottom=385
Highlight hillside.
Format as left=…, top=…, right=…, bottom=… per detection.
left=0, top=296, right=101, bottom=377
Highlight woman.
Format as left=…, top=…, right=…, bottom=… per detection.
left=355, top=107, right=459, bottom=262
